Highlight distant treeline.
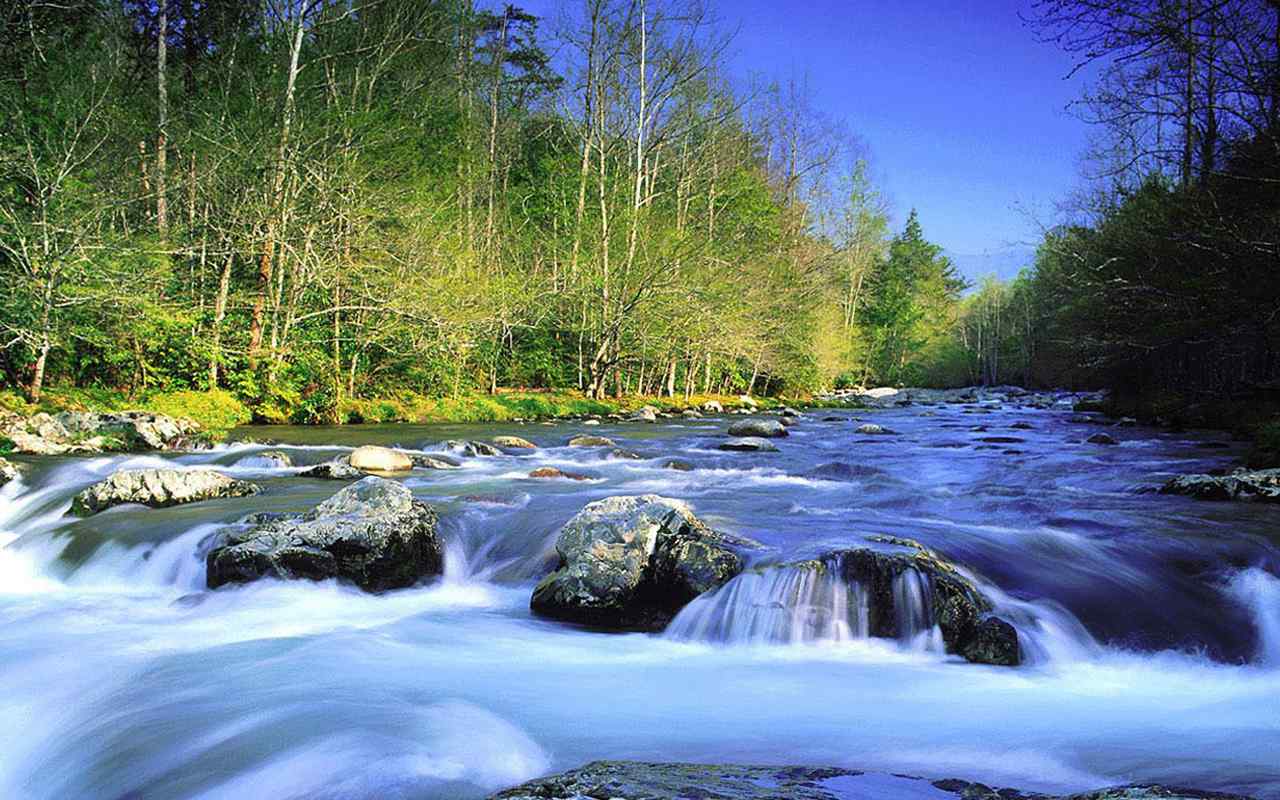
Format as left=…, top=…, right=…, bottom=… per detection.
left=922, top=0, right=1280, bottom=419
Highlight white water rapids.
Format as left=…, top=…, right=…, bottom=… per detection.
left=1, top=403, right=1278, bottom=799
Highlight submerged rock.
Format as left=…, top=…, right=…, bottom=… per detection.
left=718, top=437, right=779, bottom=452
left=1159, top=468, right=1280, bottom=503
left=493, top=435, right=536, bottom=449
left=528, top=467, right=592, bottom=481
left=72, top=468, right=259, bottom=515
left=1086, top=432, right=1118, bottom=445
left=489, top=760, right=1256, bottom=800
left=530, top=495, right=745, bottom=630
left=349, top=445, right=413, bottom=472
left=727, top=419, right=788, bottom=438
left=206, top=476, right=442, bottom=592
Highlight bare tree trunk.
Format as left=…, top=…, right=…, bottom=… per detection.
left=208, top=250, right=233, bottom=388
left=156, top=3, right=168, bottom=238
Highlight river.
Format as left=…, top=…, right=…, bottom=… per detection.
left=1, top=398, right=1278, bottom=799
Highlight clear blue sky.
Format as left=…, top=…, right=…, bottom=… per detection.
left=527, top=0, right=1093, bottom=256
left=717, top=0, right=1092, bottom=254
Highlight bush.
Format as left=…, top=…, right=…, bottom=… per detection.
left=1248, top=421, right=1280, bottom=468
left=144, top=389, right=251, bottom=435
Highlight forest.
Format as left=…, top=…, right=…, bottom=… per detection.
left=2, top=0, right=1280, bottom=430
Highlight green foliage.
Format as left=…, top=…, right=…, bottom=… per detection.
left=144, top=390, right=251, bottom=435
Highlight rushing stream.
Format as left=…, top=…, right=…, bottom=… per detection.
left=2, top=399, right=1279, bottom=799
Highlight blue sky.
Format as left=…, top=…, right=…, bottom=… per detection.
left=527, top=0, right=1094, bottom=257
left=720, top=0, right=1092, bottom=255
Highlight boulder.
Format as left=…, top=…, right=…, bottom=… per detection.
left=300, top=461, right=363, bottom=480
left=493, top=435, right=536, bottom=449
left=718, top=437, right=778, bottom=452
left=856, top=423, right=895, bottom=435
left=530, top=495, right=744, bottom=630
left=0, top=456, right=19, bottom=487
left=700, top=400, right=724, bottom=413
left=630, top=406, right=658, bottom=422
left=1159, top=468, right=1280, bottom=503
left=727, top=419, right=788, bottom=438
left=206, top=476, right=442, bottom=592
left=737, top=394, right=759, bottom=409
left=72, top=468, right=259, bottom=515
left=1086, top=432, right=1118, bottom=445
left=567, top=434, right=615, bottom=447
left=488, top=761, right=1252, bottom=800
left=779, top=407, right=801, bottom=418
left=528, top=467, right=592, bottom=481
left=349, top=445, right=414, bottom=472
left=411, top=453, right=462, bottom=470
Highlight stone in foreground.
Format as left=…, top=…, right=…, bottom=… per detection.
left=488, top=761, right=1255, bottom=800
left=531, top=495, right=744, bottom=630
left=1160, top=468, right=1280, bottom=503
left=71, top=468, right=259, bottom=515
left=206, top=476, right=442, bottom=592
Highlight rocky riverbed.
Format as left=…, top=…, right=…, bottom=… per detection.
left=0, top=387, right=1276, bottom=799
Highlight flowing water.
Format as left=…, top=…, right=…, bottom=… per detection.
left=2, top=400, right=1279, bottom=799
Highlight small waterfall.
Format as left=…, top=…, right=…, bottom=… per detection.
left=892, top=568, right=945, bottom=653
left=1226, top=568, right=1280, bottom=666
left=666, top=562, right=869, bottom=644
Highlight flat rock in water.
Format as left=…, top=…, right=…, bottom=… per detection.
left=530, top=495, right=744, bottom=630
left=567, top=434, right=615, bottom=447
left=493, top=435, right=536, bottom=449
left=528, top=467, right=592, bottom=481
left=1160, top=468, right=1280, bottom=503
left=488, top=761, right=1255, bottom=800
left=71, top=468, right=259, bottom=515
left=206, top=476, right=442, bottom=592
left=719, top=437, right=779, bottom=452
left=856, top=423, right=895, bottom=435
left=728, top=419, right=788, bottom=438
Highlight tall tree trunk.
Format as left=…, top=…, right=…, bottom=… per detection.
left=208, top=250, right=233, bottom=388
left=156, top=3, right=168, bottom=238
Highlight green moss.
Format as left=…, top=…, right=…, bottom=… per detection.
left=143, top=389, right=251, bottom=436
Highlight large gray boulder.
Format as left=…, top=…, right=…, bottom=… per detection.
left=71, top=468, right=259, bottom=515
left=727, top=419, right=788, bottom=438
left=489, top=761, right=1255, bottom=800
left=531, top=495, right=744, bottom=630
left=206, top=476, right=442, bottom=592
left=1160, top=468, right=1280, bottom=502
